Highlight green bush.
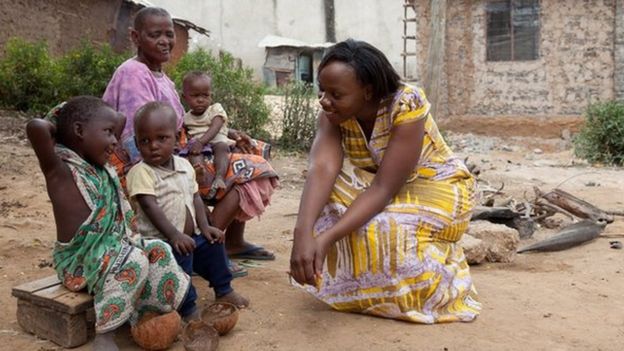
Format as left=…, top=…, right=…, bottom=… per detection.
left=169, top=49, right=270, bottom=139
left=279, top=81, right=318, bottom=151
left=263, top=85, right=287, bottom=96
left=574, top=100, right=624, bottom=166
left=0, top=38, right=128, bottom=113
left=0, top=38, right=60, bottom=112
left=57, top=41, right=129, bottom=100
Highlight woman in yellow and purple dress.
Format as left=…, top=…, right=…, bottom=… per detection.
left=289, top=39, right=480, bottom=323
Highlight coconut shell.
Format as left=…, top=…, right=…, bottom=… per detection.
left=182, top=320, right=219, bottom=351
left=200, top=302, right=239, bottom=336
left=131, top=311, right=182, bottom=350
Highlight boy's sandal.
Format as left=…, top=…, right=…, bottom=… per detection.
left=228, top=244, right=276, bottom=261
left=228, top=260, right=248, bottom=278
left=237, top=259, right=264, bottom=268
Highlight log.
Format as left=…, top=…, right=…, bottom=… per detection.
left=517, top=220, right=606, bottom=253
left=539, top=188, right=614, bottom=223
left=534, top=200, right=576, bottom=220
left=471, top=206, right=535, bottom=237
left=607, top=210, right=624, bottom=217
left=512, top=217, right=536, bottom=239
left=471, top=206, right=518, bottom=221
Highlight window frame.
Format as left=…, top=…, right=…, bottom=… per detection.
left=486, top=0, right=541, bottom=62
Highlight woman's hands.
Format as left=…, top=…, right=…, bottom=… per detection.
left=289, top=230, right=332, bottom=286
left=228, top=129, right=254, bottom=154
left=289, top=113, right=344, bottom=286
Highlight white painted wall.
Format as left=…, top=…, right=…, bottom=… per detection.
left=150, top=0, right=406, bottom=81
left=334, top=1, right=405, bottom=77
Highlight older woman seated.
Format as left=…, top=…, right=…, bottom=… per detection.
left=103, top=7, right=278, bottom=272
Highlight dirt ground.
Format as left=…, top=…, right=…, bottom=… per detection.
left=0, top=112, right=623, bottom=351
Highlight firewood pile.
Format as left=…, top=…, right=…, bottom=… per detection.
left=473, top=183, right=613, bottom=239
left=461, top=159, right=620, bottom=264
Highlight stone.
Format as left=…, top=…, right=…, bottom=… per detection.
left=467, top=220, right=520, bottom=263
left=513, top=217, right=537, bottom=239
left=459, top=234, right=487, bottom=265
left=561, top=128, right=572, bottom=140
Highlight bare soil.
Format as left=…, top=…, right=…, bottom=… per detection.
left=0, top=112, right=623, bottom=351
left=440, top=114, right=584, bottom=139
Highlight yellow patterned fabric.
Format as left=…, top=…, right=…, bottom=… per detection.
left=306, top=84, right=481, bottom=323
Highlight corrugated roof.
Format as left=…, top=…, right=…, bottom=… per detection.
left=258, top=35, right=333, bottom=49
left=124, top=0, right=210, bottom=37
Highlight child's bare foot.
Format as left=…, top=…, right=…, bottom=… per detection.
left=216, top=291, right=249, bottom=309
left=93, top=331, right=119, bottom=351
left=182, top=306, right=201, bottom=323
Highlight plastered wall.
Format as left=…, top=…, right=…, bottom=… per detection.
left=412, top=0, right=616, bottom=118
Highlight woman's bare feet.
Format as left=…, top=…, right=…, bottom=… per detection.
left=216, top=290, right=249, bottom=309
left=93, top=331, right=119, bottom=351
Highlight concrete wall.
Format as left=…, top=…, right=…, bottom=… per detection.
left=0, top=0, right=189, bottom=63
left=148, top=0, right=405, bottom=81
left=0, top=0, right=117, bottom=56
left=149, top=0, right=617, bottom=118
left=412, top=0, right=616, bottom=118
left=333, top=1, right=405, bottom=77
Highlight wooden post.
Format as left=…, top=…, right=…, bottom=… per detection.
left=323, top=0, right=336, bottom=42
left=424, top=0, right=447, bottom=119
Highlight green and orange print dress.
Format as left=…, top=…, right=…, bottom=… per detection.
left=52, top=145, right=190, bottom=333
left=307, top=84, right=481, bottom=323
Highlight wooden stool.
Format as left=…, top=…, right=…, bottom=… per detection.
left=12, top=275, right=95, bottom=348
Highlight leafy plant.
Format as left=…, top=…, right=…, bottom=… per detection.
left=279, top=81, right=318, bottom=151
left=57, top=41, right=129, bottom=100
left=574, top=100, right=624, bottom=166
left=0, top=38, right=128, bottom=113
left=0, top=38, right=60, bottom=112
left=169, top=49, right=270, bottom=138
left=263, top=85, right=287, bottom=96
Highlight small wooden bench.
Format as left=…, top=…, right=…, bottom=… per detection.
left=12, top=275, right=95, bottom=348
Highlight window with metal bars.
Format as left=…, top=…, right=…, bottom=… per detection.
left=486, top=0, right=540, bottom=61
